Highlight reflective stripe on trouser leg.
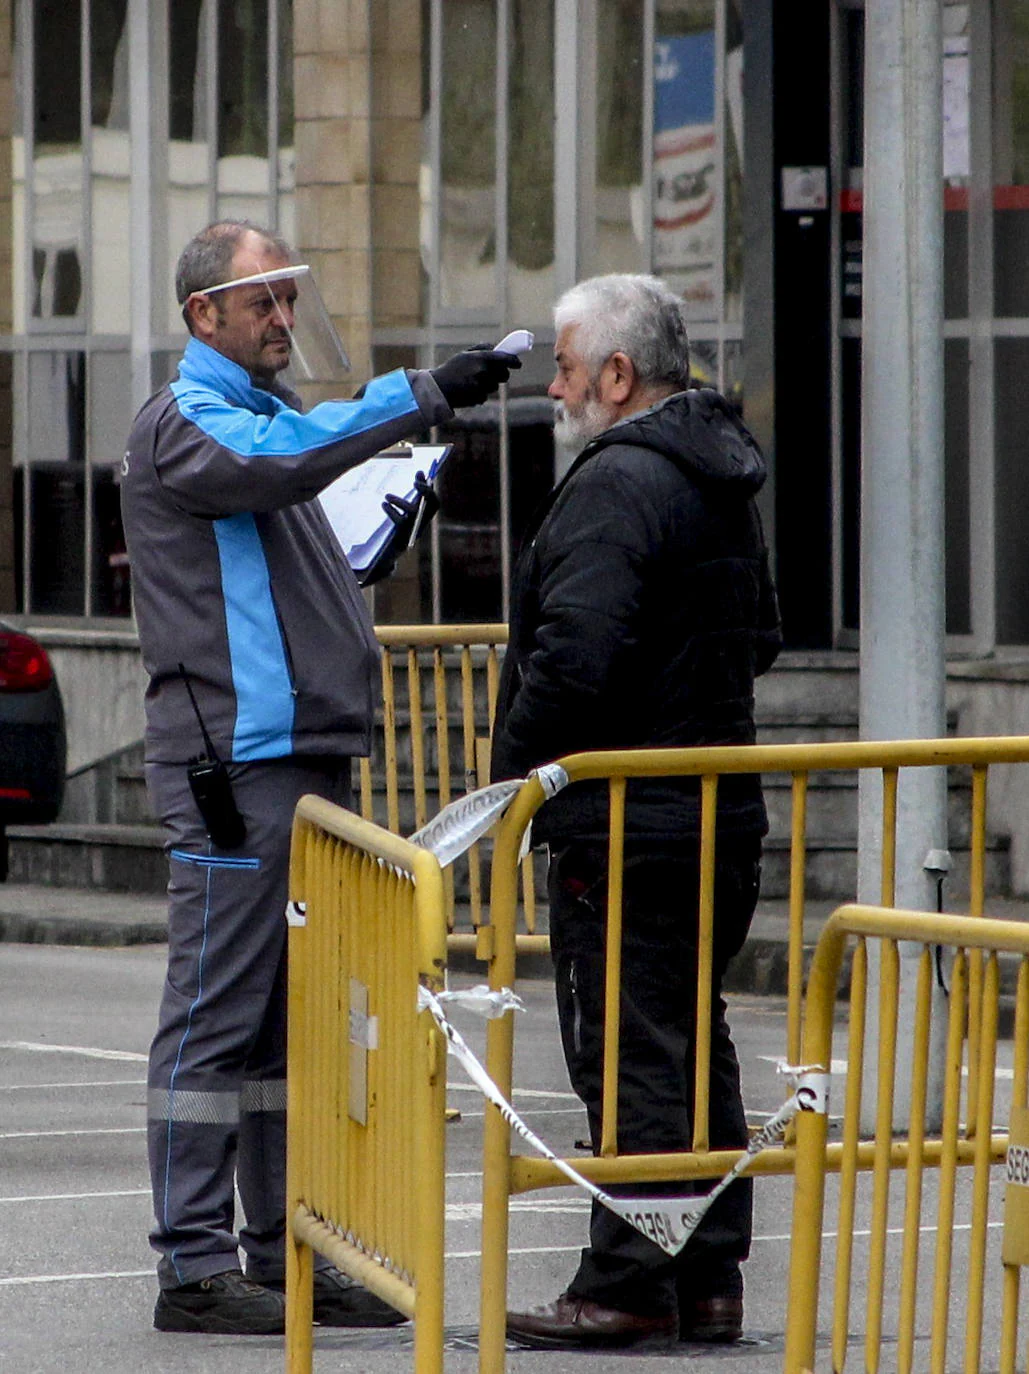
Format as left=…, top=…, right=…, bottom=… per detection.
left=145, top=756, right=351, bottom=1289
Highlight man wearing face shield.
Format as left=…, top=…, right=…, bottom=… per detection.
left=120, top=219, right=518, bottom=1336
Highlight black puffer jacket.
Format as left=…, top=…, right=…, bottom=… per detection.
left=490, top=388, right=782, bottom=845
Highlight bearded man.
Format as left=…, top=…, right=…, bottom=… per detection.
left=491, top=273, right=782, bottom=1352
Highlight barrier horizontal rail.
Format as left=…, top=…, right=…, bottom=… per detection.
left=786, top=903, right=1029, bottom=1373
left=285, top=794, right=448, bottom=1374
left=475, top=735, right=1029, bottom=1373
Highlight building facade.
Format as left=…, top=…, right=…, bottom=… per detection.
left=2, top=0, right=1029, bottom=655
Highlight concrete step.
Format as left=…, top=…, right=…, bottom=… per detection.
left=6, top=823, right=167, bottom=895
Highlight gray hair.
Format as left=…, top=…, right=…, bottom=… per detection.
left=175, top=220, right=291, bottom=331
left=553, top=273, right=691, bottom=391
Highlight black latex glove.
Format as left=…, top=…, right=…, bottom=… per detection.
left=430, top=348, right=521, bottom=409
left=357, top=473, right=440, bottom=587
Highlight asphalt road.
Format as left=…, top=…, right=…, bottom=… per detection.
left=0, top=942, right=1016, bottom=1372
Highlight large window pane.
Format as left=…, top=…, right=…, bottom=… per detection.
left=217, top=0, right=269, bottom=223
left=90, top=0, right=130, bottom=333
left=439, top=0, right=497, bottom=312
left=91, top=465, right=129, bottom=616
left=994, top=0, right=1029, bottom=315
left=32, top=0, right=84, bottom=324
left=88, top=350, right=131, bottom=466
left=168, top=0, right=211, bottom=326
left=27, top=351, right=85, bottom=465
left=944, top=338, right=971, bottom=636
left=654, top=1, right=716, bottom=314
left=507, top=0, right=554, bottom=323
left=595, top=0, right=644, bottom=275
left=995, top=339, right=1029, bottom=642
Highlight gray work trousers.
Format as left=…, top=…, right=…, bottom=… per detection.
left=145, top=756, right=351, bottom=1289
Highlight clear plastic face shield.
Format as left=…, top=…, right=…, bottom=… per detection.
left=191, top=263, right=351, bottom=385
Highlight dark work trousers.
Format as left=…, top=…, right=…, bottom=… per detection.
left=145, top=756, right=351, bottom=1289
left=547, top=834, right=762, bottom=1319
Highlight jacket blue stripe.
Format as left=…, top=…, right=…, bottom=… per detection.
left=170, top=345, right=421, bottom=458
left=212, top=514, right=295, bottom=761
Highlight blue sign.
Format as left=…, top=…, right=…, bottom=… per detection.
left=654, top=31, right=716, bottom=133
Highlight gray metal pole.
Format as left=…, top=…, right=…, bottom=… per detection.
left=857, top=0, right=949, bottom=1131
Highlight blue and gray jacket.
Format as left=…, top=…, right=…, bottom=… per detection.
left=121, top=337, right=453, bottom=765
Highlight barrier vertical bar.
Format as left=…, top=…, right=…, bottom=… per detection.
left=965, top=951, right=1000, bottom=1372
left=866, top=937, right=900, bottom=1372
left=693, top=773, right=718, bottom=1153
left=787, top=771, right=809, bottom=1069
left=461, top=645, right=484, bottom=928
left=408, top=649, right=428, bottom=830
left=784, top=918, right=848, bottom=1374
left=967, top=764, right=988, bottom=1135
left=930, top=948, right=967, bottom=1374
left=600, top=777, right=627, bottom=1158
left=383, top=650, right=400, bottom=834
left=432, top=647, right=456, bottom=925
left=832, top=936, right=868, bottom=1371
left=413, top=847, right=448, bottom=1374
left=897, top=945, right=934, bottom=1372
left=359, top=756, right=374, bottom=821
left=286, top=817, right=314, bottom=1374
left=486, top=644, right=499, bottom=733
left=999, top=955, right=1028, bottom=1374
left=521, top=852, right=537, bottom=933
left=478, top=783, right=536, bottom=1374
left=880, top=767, right=899, bottom=905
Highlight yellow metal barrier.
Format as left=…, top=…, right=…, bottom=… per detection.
left=364, top=624, right=544, bottom=953
left=476, top=735, right=1029, bottom=1373
left=785, top=903, right=1029, bottom=1373
left=285, top=794, right=448, bottom=1374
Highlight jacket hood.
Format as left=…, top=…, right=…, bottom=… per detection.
left=583, top=387, right=767, bottom=494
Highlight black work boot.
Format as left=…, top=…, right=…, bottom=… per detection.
left=262, top=1266, right=408, bottom=1327
left=154, top=1269, right=286, bottom=1334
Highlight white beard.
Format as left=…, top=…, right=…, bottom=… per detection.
left=553, top=395, right=615, bottom=449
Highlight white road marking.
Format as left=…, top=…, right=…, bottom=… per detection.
left=0, top=1221, right=1007, bottom=1284
left=448, top=1082, right=577, bottom=1101
left=447, top=1245, right=582, bottom=1260
left=0, top=1269, right=152, bottom=1287
left=0, top=1041, right=147, bottom=1063
left=0, top=1189, right=150, bottom=1204
left=446, top=1197, right=590, bottom=1222
left=0, top=1127, right=144, bottom=1140
left=0, top=1080, right=146, bottom=1091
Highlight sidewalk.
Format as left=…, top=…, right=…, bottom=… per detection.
left=3, top=881, right=1029, bottom=999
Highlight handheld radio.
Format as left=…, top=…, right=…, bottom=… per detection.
left=178, top=664, right=246, bottom=850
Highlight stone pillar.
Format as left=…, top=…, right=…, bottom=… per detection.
left=0, top=0, right=14, bottom=613
left=370, top=0, right=423, bottom=344
left=294, top=0, right=375, bottom=396
left=293, top=0, right=424, bottom=395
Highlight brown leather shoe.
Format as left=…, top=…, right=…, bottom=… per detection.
left=679, top=1294, right=744, bottom=1342
left=506, top=1292, right=677, bottom=1350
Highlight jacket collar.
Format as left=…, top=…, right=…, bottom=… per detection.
left=177, top=337, right=282, bottom=415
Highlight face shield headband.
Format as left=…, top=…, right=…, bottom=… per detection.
left=192, top=263, right=351, bottom=383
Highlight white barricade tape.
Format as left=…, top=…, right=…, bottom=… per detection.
left=417, top=986, right=826, bottom=1259
left=431, top=985, right=526, bottom=1019
left=408, top=764, right=569, bottom=868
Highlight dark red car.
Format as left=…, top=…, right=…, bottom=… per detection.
left=0, top=623, right=66, bottom=880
